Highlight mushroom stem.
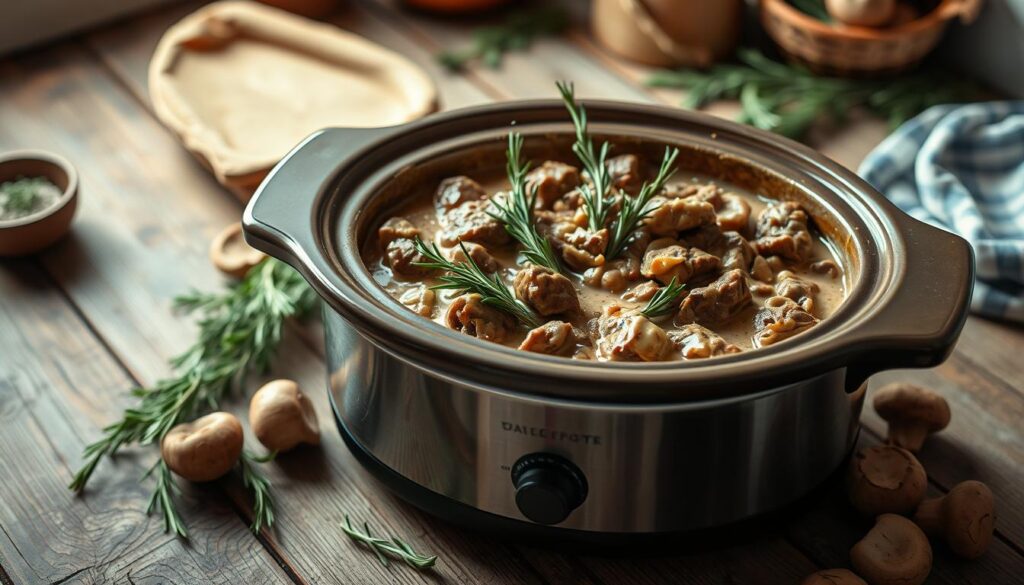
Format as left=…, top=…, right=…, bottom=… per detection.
left=912, top=496, right=943, bottom=535
left=888, top=423, right=930, bottom=453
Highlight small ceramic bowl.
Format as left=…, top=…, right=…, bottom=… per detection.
left=0, top=150, right=79, bottom=257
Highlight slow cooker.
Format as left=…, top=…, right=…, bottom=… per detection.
left=242, top=101, right=973, bottom=541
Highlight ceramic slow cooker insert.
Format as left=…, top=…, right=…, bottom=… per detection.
left=242, top=101, right=972, bottom=540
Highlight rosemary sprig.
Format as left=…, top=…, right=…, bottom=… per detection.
left=341, top=515, right=438, bottom=571
left=437, top=6, right=568, bottom=72
left=240, top=450, right=276, bottom=534
left=604, top=147, right=680, bottom=260
left=144, top=459, right=189, bottom=539
left=489, top=132, right=561, bottom=273
left=413, top=237, right=540, bottom=327
left=647, top=49, right=980, bottom=139
left=69, top=258, right=316, bottom=538
left=0, top=177, right=47, bottom=214
left=557, top=81, right=614, bottom=232
left=639, top=276, right=686, bottom=319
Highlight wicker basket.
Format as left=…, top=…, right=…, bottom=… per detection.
left=760, top=0, right=982, bottom=76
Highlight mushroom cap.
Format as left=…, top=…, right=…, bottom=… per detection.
left=851, top=514, right=932, bottom=585
left=800, top=568, right=867, bottom=585
left=161, top=411, right=244, bottom=482
left=914, top=480, right=996, bottom=559
left=847, top=444, right=927, bottom=516
left=249, top=379, right=320, bottom=452
left=873, top=383, right=951, bottom=432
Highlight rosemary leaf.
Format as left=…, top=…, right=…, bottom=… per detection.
left=557, top=81, right=615, bottom=232
left=605, top=147, right=680, bottom=260
left=341, top=515, right=438, bottom=571
left=648, top=48, right=980, bottom=140
left=144, top=459, right=189, bottom=539
left=639, top=276, right=686, bottom=319
left=240, top=450, right=276, bottom=534
left=437, top=6, right=568, bottom=72
left=413, top=238, right=540, bottom=327
left=69, top=258, right=316, bottom=539
left=489, top=132, right=562, bottom=273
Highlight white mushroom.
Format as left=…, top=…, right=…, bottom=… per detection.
left=873, top=383, right=950, bottom=452
left=847, top=444, right=927, bottom=516
left=209, top=222, right=265, bottom=278
left=249, top=379, right=320, bottom=452
left=850, top=514, right=932, bottom=585
left=913, top=480, right=996, bottom=559
left=161, top=412, right=244, bottom=482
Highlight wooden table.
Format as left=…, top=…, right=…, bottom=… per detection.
left=1, top=1, right=1021, bottom=583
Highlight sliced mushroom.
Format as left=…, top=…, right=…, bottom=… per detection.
left=850, top=514, right=932, bottom=585
left=210, top=223, right=265, bottom=278
left=873, top=383, right=951, bottom=452
left=847, top=445, right=927, bottom=516
left=799, top=569, right=867, bottom=585
left=249, top=379, right=320, bottom=452
left=913, top=480, right=996, bottom=559
left=161, top=412, right=244, bottom=482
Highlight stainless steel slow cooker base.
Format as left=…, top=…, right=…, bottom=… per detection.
left=327, top=309, right=868, bottom=536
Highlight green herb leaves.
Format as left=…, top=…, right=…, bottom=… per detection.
left=640, top=276, right=686, bottom=319
left=240, top=450, right=276, bottom=535
left=557, top=81, right=614, bottom=232
left=604, top=147, right=679, bottom=260
left=342, top=515, right=438, bottom=571
left=414, top=237, right=540, bottom=327
left=489, top=132, right=562, bottom=273
left=145, top=460, right=189, bottom=539
left=437, top=6, right=568, bottom=72
left=648, top=49, right=979, bottom=140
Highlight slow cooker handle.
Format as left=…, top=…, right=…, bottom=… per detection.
left=243, top=126, right=396, bottom=274
left=850, top=215, right=974, bottom=372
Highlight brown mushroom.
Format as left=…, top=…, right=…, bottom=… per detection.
left=850, top=514, right=932, bottom=585
left=210, top=222, right=265, bottom=278
left=847, top=445, right=927, bottom=516
left=161, top=412, right=244, bottom=482
left=249, top=379, right=320, bottom=452
left=873, top=383, right=951, bottom=452
left=913, top=480, right=996, bottom=559
left=800, top=569, right=867, bottom=585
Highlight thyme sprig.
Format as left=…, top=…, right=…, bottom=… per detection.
left=413, top=237, right=540, bottom=327
left=437, top=6, right=568, bottom=72
left=557, top=81, right=615, bottom=232
left=144, top=460, right=189, bottom=539
left=240, top=450, right=277, bottom=534
left=648, top=48, right=979, bottom=139
left=639, top=276, right=686, bottom=319
left=341, top=515, right=438, bottom=571
left=69, top=258, right=316, bottom=538
left=605, top=147, right=680, bottom=260
left=489, top=132, right=561, bottom=273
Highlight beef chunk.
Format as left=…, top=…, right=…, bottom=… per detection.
left=518, top=321, right=577, bottom=356
left=543, top=221, right=608, bottom=271
left=514, top=266, right=580, bottom=316
left=754, top=201, right=813, bottom=262
left=447, top=241, right=499, bottom=273
left=595, top=306, right=671, bottom=362
left=669, top=324, right=741, bottom=359
left=399, top=286, right=435, bottom=318
left=445, top=293, right=515, bottom=342
left=552, top=189, right=585, bottom=212
left=677, top=269, right=752, bottom=325
left=679, top=225, right=755, bottom=274
left=379, top=217, right=419, bottom=248
left=641, top=238, right=721, bottom=285
left=753, top=296, right=819, bottom=347
left=526, top=161, right=581, bottom=210
left=717, top=194, right=751, bottom=233
left=583, top=256, right=640, bottom=293
left=440, top=200, right=511, bottom=248
left=775, top=270, right=819, bottom=313
left=645, top=197, right=716, bottom=236
left=622, top=280, right=661, bottom=303
left=606, top=154, right=642, bottom=195
left=662, top=183, right=724, bottom=208
left=435, top=176, right=486, bottom=212
left=385, top=238, right=434, bottom=279
left=750, top=255, right=773, bottom=282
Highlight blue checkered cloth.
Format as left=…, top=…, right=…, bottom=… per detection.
left=859, top=101, right=1024, bottom=323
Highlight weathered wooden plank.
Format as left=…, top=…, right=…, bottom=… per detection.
left=0, top=261, right=292, bottom=585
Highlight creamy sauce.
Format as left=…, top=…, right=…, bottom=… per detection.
left=365, top=172, right=848, bottom=358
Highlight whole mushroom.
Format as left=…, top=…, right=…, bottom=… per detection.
left=913, top=480, right=996, bottom=559
left=161, top=412, right=244, bottom=482
left=851, top=514, right=932, bottom=585
left=847, top=444, right=927, bottom=516
left=800, top=568, right=867, bottom=585
left=249, top=379, right=320, bottom=452
left=873, top=383, right=951, bottom=452
left=825, top=0, right=896, bottom=27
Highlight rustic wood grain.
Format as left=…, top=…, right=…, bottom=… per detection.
left=0, top=260, right=292, bottom=585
